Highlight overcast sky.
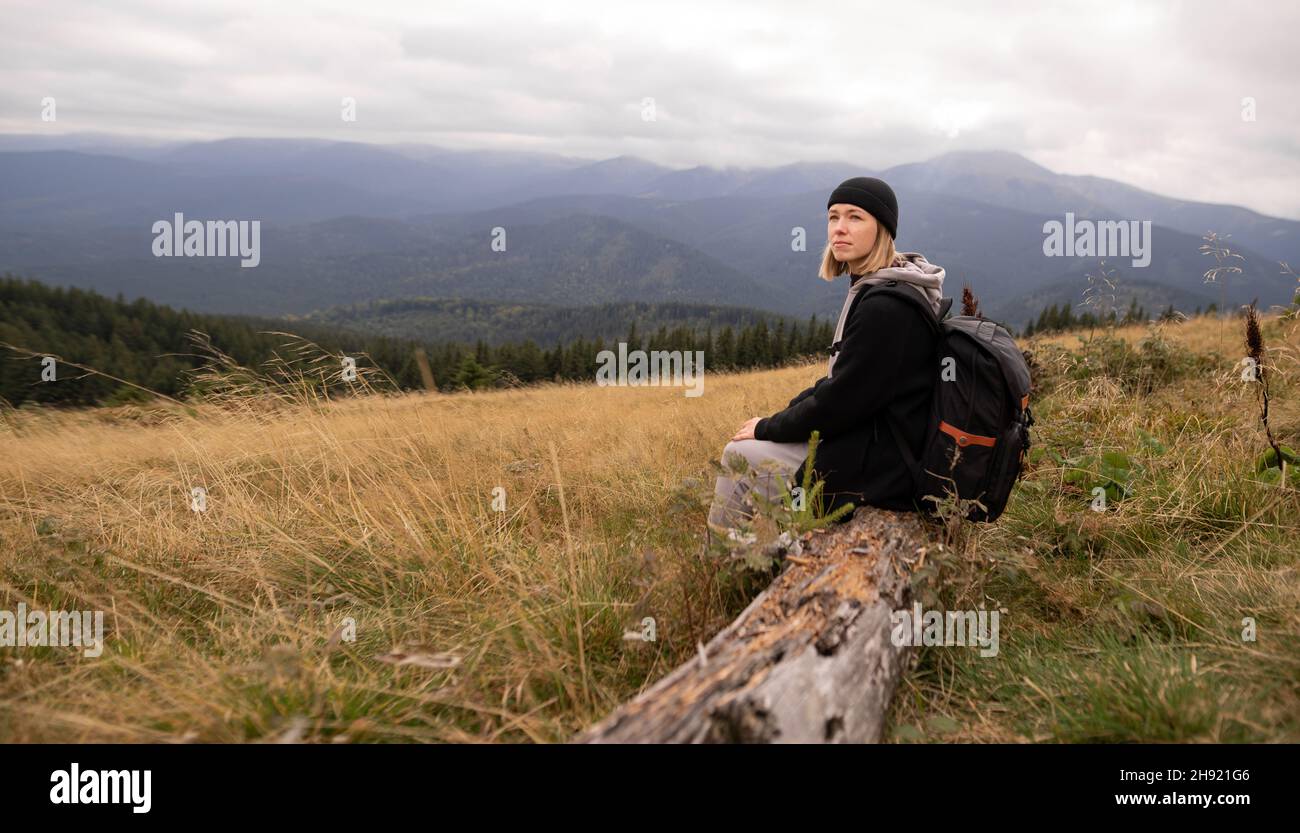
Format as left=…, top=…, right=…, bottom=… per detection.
left=3, top=0, right=1297, bottom=218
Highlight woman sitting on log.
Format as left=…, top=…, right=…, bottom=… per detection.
left=708, top=176, right=945, bottom=535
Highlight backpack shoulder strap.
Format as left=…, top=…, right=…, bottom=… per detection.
left=862, top=281, right=948, bottom=497
left=862, top=280, right=946, bottom=335
left=829, top=280, right=948, bottom=356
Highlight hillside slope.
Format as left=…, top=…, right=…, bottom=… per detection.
left=1, top=314, right=1296, bottom=742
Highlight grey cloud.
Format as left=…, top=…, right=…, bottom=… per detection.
left=0, top=0, right=1295, bottom=217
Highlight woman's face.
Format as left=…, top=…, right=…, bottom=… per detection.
left=827, top=203, right=878, bottom=262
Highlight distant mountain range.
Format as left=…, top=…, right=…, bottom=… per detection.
left=1, top=135, right=1296, bottom=333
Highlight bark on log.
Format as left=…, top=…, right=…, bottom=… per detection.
left=572, top=506, right=936, bottom=743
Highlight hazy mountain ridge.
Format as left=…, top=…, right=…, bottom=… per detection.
left=1, top=137, right=1296, bottom=328
left=2, top=212, right=787, bottom=316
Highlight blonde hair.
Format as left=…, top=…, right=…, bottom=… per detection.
left=818, top=222, right=899, bottom=281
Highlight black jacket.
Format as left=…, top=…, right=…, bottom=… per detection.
left=754, top=283, right=937, bottom=517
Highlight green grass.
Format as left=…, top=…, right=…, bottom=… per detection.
left=1, top=314, right=1297, bottom=742
left=886, top=318, right=1300, bottom=742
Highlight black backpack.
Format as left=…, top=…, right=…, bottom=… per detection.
left=857, top=281, right=1034, bottom=522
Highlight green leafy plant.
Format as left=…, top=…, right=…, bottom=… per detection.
left=1062, top=449, right=1139, bottom=506
left=1064, top=325, right=1206, bottom=396
left=1253, top=446, right=1300, bottom=486
left=772, top=429, right=857, bottom=534
left=709, top=429, right=854, bottom=573
left=1135, top=427, right=1167, bottom=455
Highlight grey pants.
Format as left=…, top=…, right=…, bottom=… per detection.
left=707, top=437, right=810, bottom=531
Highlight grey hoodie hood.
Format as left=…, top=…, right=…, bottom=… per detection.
left=852, top=251, right=945, bottom=315
left=827, top=251, right=945, bottom=378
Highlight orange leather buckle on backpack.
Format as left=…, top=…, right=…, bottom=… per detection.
left=939, top=421, right=997, bottom=448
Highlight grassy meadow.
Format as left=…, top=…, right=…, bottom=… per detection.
left=1, top=313, right=1297, bottom=742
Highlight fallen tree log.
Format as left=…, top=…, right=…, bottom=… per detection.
left=572, top=506, right=936, bottom=743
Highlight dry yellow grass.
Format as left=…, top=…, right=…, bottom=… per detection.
left=1029, top=312, right=1269, bottom=355
left=0, top=363, right=821, bottom=742
left=2, top=312, right=1298, bottom=742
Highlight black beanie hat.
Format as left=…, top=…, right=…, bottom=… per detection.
left=827, top=176, right=898, bottom=240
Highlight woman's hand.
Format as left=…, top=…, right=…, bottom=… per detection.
left=731, top=417, right=762, bottom=442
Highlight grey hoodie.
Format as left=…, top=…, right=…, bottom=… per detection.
left=827, top=251, right=945, bottom=378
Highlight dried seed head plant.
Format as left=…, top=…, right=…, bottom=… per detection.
left=1243, top=303, right=1284, bottom=469
left=1081, top=260, right=1118, bottom=343
left=1281, top=261, right=1300, bottom=321
left=1200, top=231, right=1244, bottom=340
left=961, top=283, right=981, bottom=318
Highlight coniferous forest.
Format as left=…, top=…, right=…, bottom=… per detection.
left=0, top=275, right=835, bottom=408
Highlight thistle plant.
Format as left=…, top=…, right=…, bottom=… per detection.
left=1243, top=304, right=1292, bottom=480
left=961, top=283, right=982, bottom=318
